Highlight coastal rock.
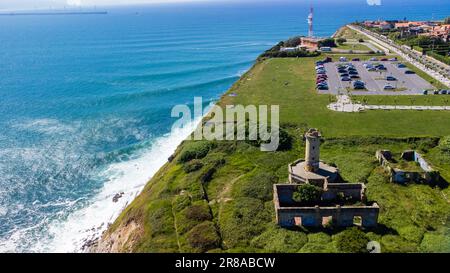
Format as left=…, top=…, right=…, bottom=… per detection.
left=89, top=220, right=143, bottom=253
left=112, top=192, right=124, bottom=203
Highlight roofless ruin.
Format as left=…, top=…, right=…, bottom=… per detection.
left=273, top=129, right=379, bottom=228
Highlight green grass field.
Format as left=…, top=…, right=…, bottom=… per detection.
left=99, top=54, right=450, bottom=254
left=336, top=42, right=371, bottom=51
left=221, top=57, right=450, bottom=137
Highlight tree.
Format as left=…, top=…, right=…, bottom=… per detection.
left=292, top=184, right=323, bottom=205
left=318, top=38, right=337, bottom=48
left=284, top=36, right=302, bottom=47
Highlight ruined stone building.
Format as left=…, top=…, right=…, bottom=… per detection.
left=274, top=129, right=379, bottom=228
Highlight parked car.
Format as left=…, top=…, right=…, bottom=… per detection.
left=317, top=85, right=329, bottom=90
left=405, top=70, right=415, bottom=74
left=440, top=90, right=448, bottom=95
left=389, top=57, right=398, bottom=61
left=397, top=63, right=407, bottom=68
left=339, top=57, right=348, bottom=62
left=384, top=84, right=395, bottom=90
left=352, top=58, right=360, bottom=61
left=349, top=70, right=358, bottom=75
left=353, top=81, right=365, bottom=89
left=350, top=75, right=360, bottom=79
left=341, top=76, right=351, bottom=81
left=380, top=58, right=388, bottom=61
left=434, top=90, right=440, bottom=95
left=340, top=73, right=349, bottom=77
left=423, top=90, right=428, bottom=95
left=323, top=57, right=333, bottom=63
left=386, top=76, right=397, bottom=81
left=370, top=57, right=378, bottom=61
left=367, top=67, right=376, bottom=71
left=316, top=61, right=324, bottom=66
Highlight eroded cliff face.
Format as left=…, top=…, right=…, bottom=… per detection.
left=91, top=220, right=143, bottom=253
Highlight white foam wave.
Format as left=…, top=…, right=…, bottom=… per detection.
left=23, top=117, right=201, bottom=253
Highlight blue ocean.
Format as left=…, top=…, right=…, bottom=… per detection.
left=0, top=0, right=449, bottom=252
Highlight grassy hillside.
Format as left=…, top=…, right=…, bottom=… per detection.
left=96, top=56, right=450, bottom=253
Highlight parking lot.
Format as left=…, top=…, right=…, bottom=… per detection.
left=319, top=61, right=435, bottom=95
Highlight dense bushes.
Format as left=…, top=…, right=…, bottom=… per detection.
left=219, top=198, right=272, bottom=248
left=318, top=38, right=337, bottom=48
left=258, top=39, right=320, bottom=59
left=250, top=226, right=308, bottom=253
left=184, top=203, right=212, bottom=222
left=246, top=127, right=293, bottom=151
left=178, top=141, right=215, bottom=163
left=183, top=159, right=203, bottom=173
left=336, top=38, right=347, bottom=45
left=284, top=36, right=302, bottom=47
left=292, top=184, right=323, bottom=205
left=438, top=136, right=450, bottom=153
left=186, top=221, right=221, bottom=252
left=334, top=227, right=369, bottom=253
left=260, top=48, right=320, bottom=59
left=240, top=173, right=278, bottom=201
left=427, top=51, right=450, bottom=65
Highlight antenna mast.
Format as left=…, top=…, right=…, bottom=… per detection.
left=308, top=5, right=314, bottom=37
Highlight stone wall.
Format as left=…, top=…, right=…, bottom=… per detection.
left=376, top=150, right=439, bottom=184
left=273, top=184, right=379, bottom=228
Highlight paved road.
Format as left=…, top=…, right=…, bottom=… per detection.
left=320, top=61, right=433, bottom=95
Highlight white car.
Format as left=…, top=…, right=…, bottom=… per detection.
left=384, top=84, right=395, bottom=90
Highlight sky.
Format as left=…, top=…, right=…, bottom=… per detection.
left=0, top=0, right=383, bottom=10
left=0, top=0, right=213, bottom=10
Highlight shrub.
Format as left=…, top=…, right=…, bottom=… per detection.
left=292, top=184, right=323, bottom=205
left=240, top=173, right=278, bottom=201
left=250, top=226, right=308, bottom=253
left=284, top=36, right=302, bottom=47
left=183, top=159, right=203, bottom=173
left=438, top=136, right=450, bottom=153
left=184, top=203, right=212, bottom=222
left=318, top=38, right=337, bottom=48
left=336, top=38, right=347, bottom=45
left=246, top=127, right=293, bottom=151
left=381, top=235, right=417, bottom=253
left=419, top=231, right=450, bottom=253
left=358, top=38, right=365, bottom=43
left=200, top=166, right=217, bottom=184
left=146, top=200, right=176, bottom=237
left=219, top=198, right=272, bottom=248
left=172, top=194, right=191, bottom=213
left=178, top=141, right=215, bottom=163
left=186, top=221, right=221, bottom=252
left=335, top=227, right=369, bottom=253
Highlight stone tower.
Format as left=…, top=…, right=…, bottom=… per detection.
left=304, top=128, right=321, bottom=172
